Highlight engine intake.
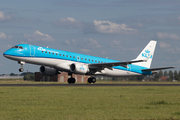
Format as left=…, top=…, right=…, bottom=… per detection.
left=70, top=63, right=89, bottom=74
left=40, top=66, right=58, bottom=76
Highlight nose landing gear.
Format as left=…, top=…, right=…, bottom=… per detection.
left=18, top=61, right=25, bottom=72
left=19, top=68, right=24, bottom=72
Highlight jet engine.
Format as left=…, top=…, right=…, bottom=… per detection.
left=70, top=63, right=89, bottom=74
left=40, top=66, right=58, bottom=76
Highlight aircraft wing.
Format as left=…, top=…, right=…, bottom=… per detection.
left=141, top=67, right=175, bottom=71
left=88, top=60, right=145, bottom=69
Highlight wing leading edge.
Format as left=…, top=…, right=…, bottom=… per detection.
left=88, top=60, right=146, bottom=69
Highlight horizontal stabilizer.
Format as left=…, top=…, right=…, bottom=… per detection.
left=141, top=67, right=175, bottom=71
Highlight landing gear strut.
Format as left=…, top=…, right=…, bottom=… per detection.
left=88, top=77, right=96, bottom=84
left=18, top=61, right=25, bottom=72
left=67, top=73, right=76, bottom=84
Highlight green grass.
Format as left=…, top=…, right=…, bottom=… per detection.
left=0, top=86, right=180, bottom=119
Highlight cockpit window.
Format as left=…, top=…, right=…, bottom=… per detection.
left=12, top=46, right=23, bottom=49
left=12, top=46, right=18, bottom=48
left=19, top=46, right=23, bottom=49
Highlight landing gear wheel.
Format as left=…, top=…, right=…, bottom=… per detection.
left=19, top=68, right=24, bottom=72
left=71, top=78, right=76, bottom=84
left=18, top=61, right=25, bottom=72
left=68, top=78, right=76, bottom=84
left=68, top=78, right=71, bottom=84
left=88, top=78, right=92, bottom=83
left=88, top=77, right=96, bottom=84
left=92, top=77, right=96, bottom=83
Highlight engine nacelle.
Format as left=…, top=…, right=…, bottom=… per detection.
left=70, top=63, right=89, bottom=74
left=40, top=66, right=58, bottom=76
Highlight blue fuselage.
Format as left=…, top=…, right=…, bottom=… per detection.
left=3, top=44, right=151, bottom=76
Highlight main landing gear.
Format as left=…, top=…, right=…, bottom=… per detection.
left=18, top=61, right=25, bottom=72
left=88, top=77, right=96, bottom=84
left=67, top=73, right=76, bottom=84
left=68, top=77, right=76, bottom=84
left=67, top=73, right=97, bottom=84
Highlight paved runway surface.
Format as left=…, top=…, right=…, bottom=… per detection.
left=0, top=84, right=180, bottom=87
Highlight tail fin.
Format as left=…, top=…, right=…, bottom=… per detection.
left=133, top=40, right=157, bottom=68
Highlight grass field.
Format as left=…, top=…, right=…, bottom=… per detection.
left=0, top=86, right=180, bottom=120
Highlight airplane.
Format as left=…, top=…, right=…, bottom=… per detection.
left=3, top=40, right=174, bottom=84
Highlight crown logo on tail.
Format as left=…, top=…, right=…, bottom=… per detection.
left=142, top=49, right=153, bottom=59
left=145, top=49, right=150, bottom=53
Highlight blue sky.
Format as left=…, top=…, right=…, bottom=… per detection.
left=0, top=0, right=180, bottom=74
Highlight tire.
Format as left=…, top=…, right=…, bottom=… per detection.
left=19, top=68, right=24, bottom=72
left=68, top=78, right=72, bottom=84
left=68, top=78, right=76, bottom=84
left=92, top=77, right=96, bottom=83
left=71, top=78, right=76, bottom=84
left=88, top=78, right=92, bottom=83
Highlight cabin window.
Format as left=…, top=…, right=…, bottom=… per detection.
left=59, top=54, right=61, bottom=56
left=63, top=55, right=65, bottom=57
left=81, top=58, right=83, bottom=60
left=45, top=51, right=47, bottom=53
left=66, top=55, right=68, bottom=57
left=92, top=60, right=94, bottom=62
left=98, top=61, right=100, bottom=63
left=52, top=53, right=54, bottom=55
left=95, top=60, right=97, bottom=62
left=42, top=51, right=43, bottom=53
left=70, top=56, right=72, bottom=58
left=49, top=52, right=51, bottom=54
left=73, top=56, right=75, bottom=58
left=89, top=59, right=90, bottom=61
left=56, top=53, right=58, bottom=55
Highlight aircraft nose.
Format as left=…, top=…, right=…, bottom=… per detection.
left=3, top=49, right=13, bottom=57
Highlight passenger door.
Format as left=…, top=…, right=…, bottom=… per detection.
left=29, top=45, right=35, bottom=57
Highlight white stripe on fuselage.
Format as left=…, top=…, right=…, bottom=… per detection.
left=4, top=55, right=141, bottom=77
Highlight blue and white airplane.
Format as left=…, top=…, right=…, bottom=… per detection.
left=3, top=40, right=174, bottom=84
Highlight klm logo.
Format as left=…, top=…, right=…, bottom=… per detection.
left=37, top=47, right=46, bottom=51
left=142, top=49, right=152, bottom=59
left=79, top=66, right=85, bottom=70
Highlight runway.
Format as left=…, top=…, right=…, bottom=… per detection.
left=0, top=84, right=180, bottom=87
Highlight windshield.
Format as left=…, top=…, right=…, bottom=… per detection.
left=12, top=46, right=23, bottom=49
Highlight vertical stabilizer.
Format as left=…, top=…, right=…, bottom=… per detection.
left=133, top=40, right=157, bottom=68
